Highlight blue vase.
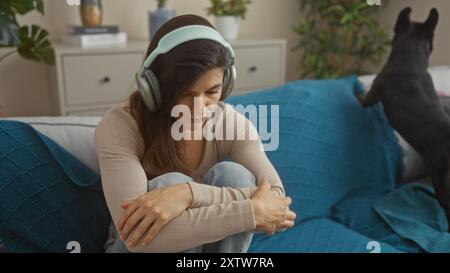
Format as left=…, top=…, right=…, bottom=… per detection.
left=149, top=6, right=176, bottom=40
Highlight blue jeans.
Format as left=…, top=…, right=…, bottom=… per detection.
left=104, top=161, right=256, bottom=253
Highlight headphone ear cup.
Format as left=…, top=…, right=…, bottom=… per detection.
left=143, top=69, right=162, bottom=111
left=136, top=69, right=156, bottom=112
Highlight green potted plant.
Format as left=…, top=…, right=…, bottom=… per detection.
left=207, top=0, right=251, bottom=41
left=293, top=0, right=389, bottom=79
left=0, top=0, right=54, bottom=65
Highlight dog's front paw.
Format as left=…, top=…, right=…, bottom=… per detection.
left=354, top=91, right=367, bottom=106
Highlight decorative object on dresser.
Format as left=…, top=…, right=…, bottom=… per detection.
left=49, top=38, right=286, bottom=116
left=207, top=0, right=252, bottom=41
left=63, top=1, right=126, bottom=48
left=61, top=31, right=127, bottom=49
left=80, top=0, right=103, bottom=27
left=67, top=25, right=119, bottom=35
left=149, top=0, right=176, bottom=40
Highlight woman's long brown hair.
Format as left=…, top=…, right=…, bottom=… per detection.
left=128, top=14, right=232, bottom=180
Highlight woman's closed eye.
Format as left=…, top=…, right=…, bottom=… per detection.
left=206, top=89, right=220, bottom=95
left=182, top=90, right=220, bottom=96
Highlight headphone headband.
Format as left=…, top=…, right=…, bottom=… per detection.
left=143, top=25, right=235, bottom=69
left=136, top=24, right=236, bottom=112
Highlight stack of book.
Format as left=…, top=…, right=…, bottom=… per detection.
left=62, top=25, right=127, bottom=49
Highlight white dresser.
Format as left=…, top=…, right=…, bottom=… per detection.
left=50, top=38, right=286, bottom=116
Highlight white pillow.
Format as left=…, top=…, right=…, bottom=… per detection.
left=1, top=116, right=102, bottom=175
left=429, top=66, right=450, bottom=96
left=394, top=132, right=427, bottom=182
left=358, top=65, right=450, bottom=96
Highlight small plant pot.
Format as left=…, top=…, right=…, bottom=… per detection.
left=215, top=16, right=240, bottom=41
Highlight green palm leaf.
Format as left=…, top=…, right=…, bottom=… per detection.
left=17, top=25, right=55, bottom=65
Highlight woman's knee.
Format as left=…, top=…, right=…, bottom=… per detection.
left=204, top=161, right=256, bottom=188
left=148, top=172, right=193, bottom=191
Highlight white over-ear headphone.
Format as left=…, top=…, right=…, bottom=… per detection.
left=135, top=25, right=236, bottom=112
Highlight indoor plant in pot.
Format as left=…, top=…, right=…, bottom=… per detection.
left=149, top=0, right=176, bottom=40
left=207, top=0, right=251, bottom=41
left=0, top=0, right=54, bottom=64
left=293, top=0, right=389, bottom=79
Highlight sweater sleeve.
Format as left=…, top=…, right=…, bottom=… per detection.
left=95, top=106, right=255, bottom=252
left=187, top=103, right=285, bottom=206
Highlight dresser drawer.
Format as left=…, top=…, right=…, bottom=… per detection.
left=234, top=45, right=283, bottom=92
left=62, top=53, right=143, bottom=107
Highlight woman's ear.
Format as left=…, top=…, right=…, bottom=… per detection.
left=395, top=7, right=412, bottom=34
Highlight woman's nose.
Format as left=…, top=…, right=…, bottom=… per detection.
left=191, top=96, right=205, bottom=115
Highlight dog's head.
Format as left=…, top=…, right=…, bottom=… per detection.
left=393, top=7, right=439, bottom=56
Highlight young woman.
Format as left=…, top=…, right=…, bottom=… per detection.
left=95, top=14, right=296, bottom=253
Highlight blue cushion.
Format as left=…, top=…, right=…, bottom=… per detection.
left=248, top=218, right=401, bottom=253
left=374, top=183, right=450, bottom=253
left=0, top=120, right=110, bottom=252
left=226, top=75, right=404, bottom=252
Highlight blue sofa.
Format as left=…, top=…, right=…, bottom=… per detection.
left=1, top=76, right=449, bottom=253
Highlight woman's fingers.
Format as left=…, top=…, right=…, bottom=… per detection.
left=282, top=196, right=292, bottom=207
left=285, top=210, right=296, bottom=221
left=277, top=220, right=295, bottom=229
left=121, top=202, right=131, bottom=209
left=127, top=216, right=155, bottom=248
left=117, top=200, right=138, bottom=231
left=265, top=224, right=277, bottom=236
left=143, top=219, right=168, bottom=245
left=120, top=208, right=145, bottom=241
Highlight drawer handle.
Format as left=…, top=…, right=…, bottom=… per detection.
left=248, top=66, right=258, bottom=73
left=100, top=76, right=111, bottom=83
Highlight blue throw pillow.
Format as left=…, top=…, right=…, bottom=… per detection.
left=226, top=76, right=404, bottom=252
left=0, top=120, right=110, bottom=253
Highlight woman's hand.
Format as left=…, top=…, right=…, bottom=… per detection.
left=117, top=183, right=193, bottom=248
left=251, top=180, right=296, bottom=235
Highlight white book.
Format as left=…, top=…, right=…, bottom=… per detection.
left=61, top=32, right=128, bottom=49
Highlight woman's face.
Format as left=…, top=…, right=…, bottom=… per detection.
left=175, top=67, right=224, bottom=129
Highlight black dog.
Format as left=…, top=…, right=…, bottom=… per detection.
left=356, top=7, right=450, bottom=231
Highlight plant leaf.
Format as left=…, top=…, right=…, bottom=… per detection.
left=17, top=24, right=54, bottom=65
left=10, top=0, right=34, bottom=15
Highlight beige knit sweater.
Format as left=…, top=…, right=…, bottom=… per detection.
left=94, top=101, right=285, bottom=252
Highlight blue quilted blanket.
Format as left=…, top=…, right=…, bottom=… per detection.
left=227, top=75, right=408, bottom=252
left=0, top=120, right=110, bottom=252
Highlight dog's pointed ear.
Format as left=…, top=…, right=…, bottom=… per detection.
left=395, top=7, right=412, bottom=34
left=424, top=8, right=439, bottom=32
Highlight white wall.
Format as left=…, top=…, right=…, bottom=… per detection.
left=377, top=0, right=450, bottom=67
left=0, top=0, right=300, bottom=117
left=0, top=4, right=52, bottom=117
left=1, top=0, right=450, bottom=117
